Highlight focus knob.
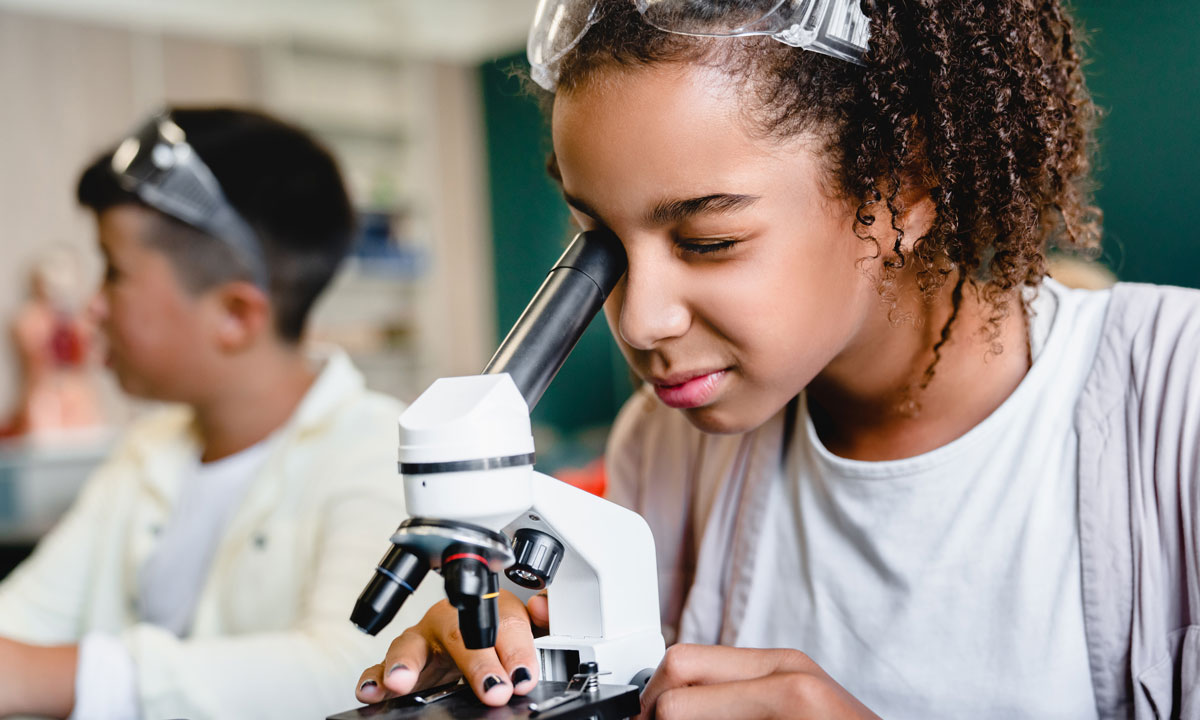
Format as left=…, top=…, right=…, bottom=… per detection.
left=505, top=528, right=565, bottom=590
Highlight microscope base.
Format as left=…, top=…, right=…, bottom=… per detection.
left=326, top=680, right=640, bottom=720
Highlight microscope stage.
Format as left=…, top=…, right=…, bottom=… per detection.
left=327, top=681, right=641, bottom=720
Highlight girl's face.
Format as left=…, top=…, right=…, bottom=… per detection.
left=553, top=62, right=886, bottom=434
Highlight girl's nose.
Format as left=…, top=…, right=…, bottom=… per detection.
left=615, top=261, right=690, bottom=351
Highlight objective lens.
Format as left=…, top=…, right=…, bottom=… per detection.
left=351, top=545, right=429, bottom=635
left=442, top=544, right=501, bottom=649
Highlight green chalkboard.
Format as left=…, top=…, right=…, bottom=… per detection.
left=1074, top=1, right=1200, bottom=288
left=479, top=55, right=633, bottom=447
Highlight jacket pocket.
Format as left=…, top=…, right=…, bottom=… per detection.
left=1136, top=625, right=1200, bottom=719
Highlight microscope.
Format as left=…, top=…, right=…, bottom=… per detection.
left=332, top=229, right=665, bottom=719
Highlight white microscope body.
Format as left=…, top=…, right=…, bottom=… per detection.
left=350, top=229, right=665, bottom=697
left=398, top=373, right=665, bottom=685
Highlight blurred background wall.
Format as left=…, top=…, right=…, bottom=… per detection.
left=0, top=0, right=1195, bottom=468
left=1076, top=1, right=1200, bottom=288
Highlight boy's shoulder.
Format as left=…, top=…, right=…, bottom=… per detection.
left=104, top=352, right=406, bottom=478
left=285, top=349, right=404, bottom=442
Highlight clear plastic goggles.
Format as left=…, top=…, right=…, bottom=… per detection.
left=110, top=112, right=270, bottom=289
left=528, top=0, right=871, bottom=91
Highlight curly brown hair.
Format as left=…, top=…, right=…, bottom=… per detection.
left=540, top=0, right=1102, bottom=389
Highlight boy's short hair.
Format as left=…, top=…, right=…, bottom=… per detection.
left=77, top=107, right=356, bottom=343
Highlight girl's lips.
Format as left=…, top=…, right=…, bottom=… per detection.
left=653, top=369, right=728, bottom=409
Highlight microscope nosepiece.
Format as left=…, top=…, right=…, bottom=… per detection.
left=351, top=546, right=429, bottom=635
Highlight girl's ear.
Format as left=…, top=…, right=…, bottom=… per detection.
left=212, top=281, right=272, bottom=352
left=859, top=182, right=936, bottom=256
left=897, top=191, right=936, bottom=252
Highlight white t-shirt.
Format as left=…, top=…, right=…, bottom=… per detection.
left=737, top=279, right=1111, bottom=718
left=71, top=438, right=272, bottom=720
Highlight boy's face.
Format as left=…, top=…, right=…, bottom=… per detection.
left=90, top=205, right=220, bottom=402
left=553, top=63, right=887, bottom=435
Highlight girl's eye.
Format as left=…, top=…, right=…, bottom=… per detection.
left=678, top=239, right=737, bottom=256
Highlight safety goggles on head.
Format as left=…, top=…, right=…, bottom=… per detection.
left=528, top=0, right=871, bottom=91
left=110, top=112, right=270, bottom=289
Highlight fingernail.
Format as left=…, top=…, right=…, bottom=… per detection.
left=483, top=675, right=506, bottom=693
left=511, top=666, right=532, bottom=686
left=387, top=663, right=409, bottom=677
left=360, top=679, right=377, bottom=692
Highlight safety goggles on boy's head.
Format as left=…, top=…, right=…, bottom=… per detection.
left=528, top=0, right=871, bottom=91
left=110, top=112, right=270, bottom=289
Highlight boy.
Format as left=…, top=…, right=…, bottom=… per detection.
left=0, top=108, right=433, bottom=718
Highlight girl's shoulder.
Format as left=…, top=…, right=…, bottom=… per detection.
left=606, top=386, right=703, bottom=506
left=1083, top=281, right=1200, bottom=417
left=605, top=385, right=790, bottom=512
left=1106, top=281, right=1200, bottom=324
left=1076, top=281, right=1200, bottom=713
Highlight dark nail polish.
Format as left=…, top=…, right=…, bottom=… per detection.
left=360, top=679, right=377, bottom=692
left=483, top=675, right=506, bottom=693
left=511, top=666, right=532, bottom=686
left=387, top=663, right=409, bottom=676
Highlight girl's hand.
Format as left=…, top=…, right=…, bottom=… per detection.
left=355, top=590, right=549, bottom=707
left=638, top=645, right=880, bottom=720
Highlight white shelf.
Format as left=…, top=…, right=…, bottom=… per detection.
left=259, top=42, right=442, bottom=399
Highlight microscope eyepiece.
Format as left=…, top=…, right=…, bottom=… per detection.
left=442, top=544, right=501, bottom=650
left=483, top=228, right=626, bottom=410
left=351, top=545, right=429, bottom=635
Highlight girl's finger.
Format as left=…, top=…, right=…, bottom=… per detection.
left=430, top=591, right=532, bottom=706
left=495, top=591, right=540, bottom=694
left=379, top=626, right=434, bottom=696
left=640, top=645, right=817, bottom=716
left=438, top=633, right=513, bottom=707
left=355, top=663, right=387, bottom=704
left=648, top=672, right=878, bottom=720
left=527, top=591, right=550, bottom=630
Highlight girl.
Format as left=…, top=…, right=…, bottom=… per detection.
left=357, top=1, right=1200, bottom=716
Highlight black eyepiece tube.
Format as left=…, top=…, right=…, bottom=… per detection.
left=351, top=545, right=429, bottom=635
left=483, top=228, right=626, bottom=410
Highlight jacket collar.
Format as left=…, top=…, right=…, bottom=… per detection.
left=268, top=346, right=365, bottom=440
left=127, top=346, right=365, bottom=504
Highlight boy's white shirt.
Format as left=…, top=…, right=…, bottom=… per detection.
left=0, top=348, right=442, bottom=719
left=73, top=435, right=274, bottom=719
left=737, top=279, right=1108, bottom=717
left=139, top=434, right=273, bottom=636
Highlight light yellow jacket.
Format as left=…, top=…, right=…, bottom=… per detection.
left=0, top=350, right=438, bottom=718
